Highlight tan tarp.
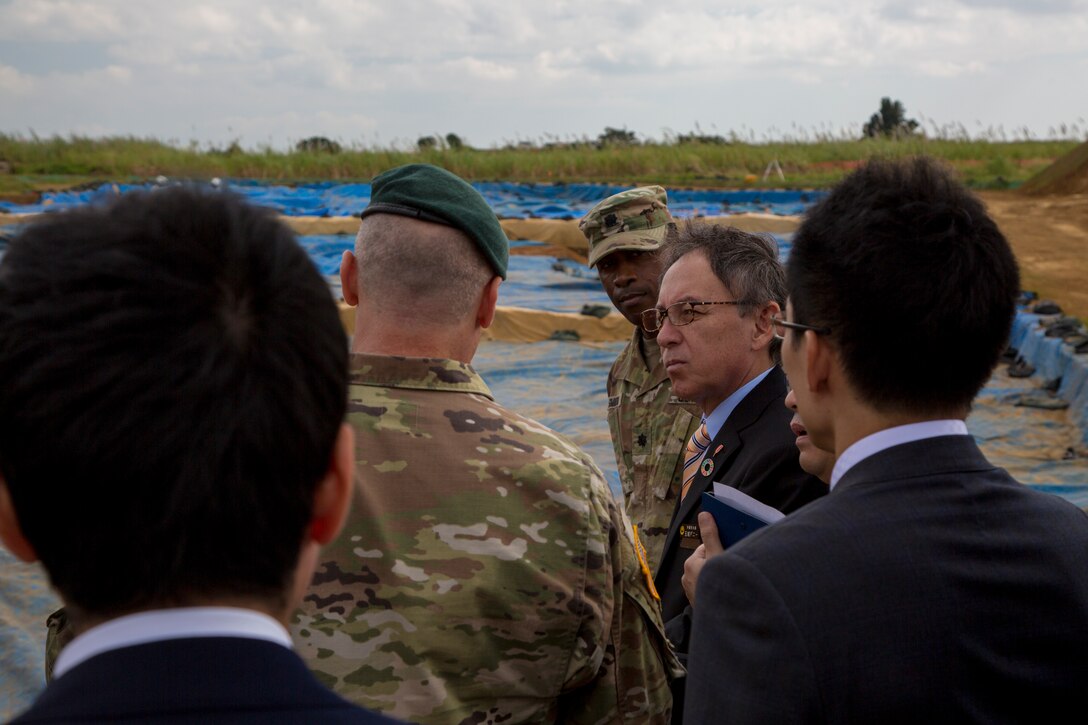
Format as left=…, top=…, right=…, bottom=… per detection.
left=0, top=213, right=37, bottom=227
left=282, top=213, right=802, bottom=241
left=339, top=302, right=633, bottom=343
left=272, top=214, right=803, bottom=257
left=284, top=216, right=361, bottom=235
left=500, top=218, right=595, bottom=260
left=483, top=305, right=633, bottom=342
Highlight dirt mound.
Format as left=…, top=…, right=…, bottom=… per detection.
left=1020, top=140, right=1088, bottom=196
left=979, top=190, right=1088, bottom=322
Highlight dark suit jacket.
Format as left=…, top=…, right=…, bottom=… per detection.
left=685, top=435, right=1088, bottom=724
left=654, top=366, right=826, bottom=657
left=11, top=636, right=399, bottom=724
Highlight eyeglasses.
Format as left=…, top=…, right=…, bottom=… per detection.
left=641, top=300, right=755, bottom=332
left=770, top=314, right=831, bottom=337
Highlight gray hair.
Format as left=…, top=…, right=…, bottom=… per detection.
left=661, top=220, right=786, bottom=359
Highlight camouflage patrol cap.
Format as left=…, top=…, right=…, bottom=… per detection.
left=360, top=163, right=508, bottom=278
left=579, top=186, right=675, bottom=268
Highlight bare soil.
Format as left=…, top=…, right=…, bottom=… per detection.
left=979, top=190, right=1088, bottom=320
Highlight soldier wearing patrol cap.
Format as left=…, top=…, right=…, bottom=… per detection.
left=292, top=164, right=683, bottom=725
left=579, top=187, right=701, bottom=570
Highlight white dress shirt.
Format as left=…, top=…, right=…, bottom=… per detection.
left=702, top=366, right=774, bottom=440
left=830, top=419, right=970, bottom=491
left=53, top=606, right=293, bottom=678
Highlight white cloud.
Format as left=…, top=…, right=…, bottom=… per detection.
left=443, top=57, right=517, bottom=81
left=0, top=0, right=126, bottom=40
left=533, top=49, right=584, bottom=81
left=0, top=64, right=35, bottom=94
left=1, top=0, right=1086, bottom=147
left=918, top=60, right=987, bottom=78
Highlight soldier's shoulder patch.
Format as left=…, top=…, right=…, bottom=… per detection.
left=608, top=395, right=621, bottom=409
left=631, top=525, right=660, bottom=600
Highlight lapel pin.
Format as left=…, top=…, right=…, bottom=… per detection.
left=700, top=458, right=715, bottom=477
left=714, top=444, right=724, bottom=455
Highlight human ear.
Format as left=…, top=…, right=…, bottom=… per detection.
left=752, top=300, right=780, bottom=349
left=339, top=251, right=359, bottom=307
left=477, top=276, right=502, bottom=330
left=308, top=424, right=355, bottom=546
left=0, top=480, right=38, bottom=563
left=804, top=330, right=833, bottom=394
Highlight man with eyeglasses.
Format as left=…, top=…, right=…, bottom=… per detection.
left=649, top=221, right=826, bottom=720
left=685, top=157, right=1088, bottom=723
left=578, top=186, right=701, bottom=571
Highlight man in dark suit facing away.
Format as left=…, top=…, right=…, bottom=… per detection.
left=646, top=221, right=826, bottom=718
left=686, top=157, right=1088, bottom=723
left=0, top=188, right=397, bottom=724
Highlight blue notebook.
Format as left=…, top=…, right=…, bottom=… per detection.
left=701, top=484, right=785, bottom=549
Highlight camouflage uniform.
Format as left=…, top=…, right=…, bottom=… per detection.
left=607, top=331, right=700, bottom=570
left=44, top=607, right=73, bottom=681
left=293, top=354, right=682, bottom=725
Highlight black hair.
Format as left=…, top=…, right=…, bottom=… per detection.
left=0, top=187, right=348, bottom=618
left=788, top=156, right=1019, bottom=414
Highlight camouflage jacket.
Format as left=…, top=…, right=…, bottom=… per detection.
left=607, top=330, right=700, bottom=571
left=293, top=354, right=682, bottom=725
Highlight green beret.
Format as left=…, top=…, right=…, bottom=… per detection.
left=360, top=163, right=508, bottom=278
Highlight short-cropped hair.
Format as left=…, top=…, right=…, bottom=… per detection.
left=788, top=157, right=1019, bottom=414
left=0, top=187, right=349, bottom=618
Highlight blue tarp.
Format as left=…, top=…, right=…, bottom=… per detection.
left=0, top=180, right=823, bottom=219
left=477, top=257, right=1088, bottom=506
left=1, top=183, right=1086, bottom=721
left=1009, top=312, right=1088, bottom=449
left=302, top=233, right=792, bottom=312
left=2, top=183, right=1084, bottom=504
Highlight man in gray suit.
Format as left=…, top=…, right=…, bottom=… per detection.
left=685, top=157, right=1088, bottom=723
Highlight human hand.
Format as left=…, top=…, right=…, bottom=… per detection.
left=681, top=511, right=723, bottom=605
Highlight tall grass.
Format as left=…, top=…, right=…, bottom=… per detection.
left=0, top=130, right=1081, bottom=192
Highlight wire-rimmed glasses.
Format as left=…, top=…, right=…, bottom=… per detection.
left=641, top=300, right=756, bottom=332
left=770, top=314, right=831, bottom=338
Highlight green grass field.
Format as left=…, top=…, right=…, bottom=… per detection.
left=0, top=133, right=1080, bottom=200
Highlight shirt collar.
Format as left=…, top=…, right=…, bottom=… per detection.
left=830, top=419, right=970, bottom=490
left=53, top=607, right=292, bottom=679
left=703, top=366, right=774, bottom=439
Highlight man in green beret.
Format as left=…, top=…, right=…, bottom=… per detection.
left=579, top=187, right=701, bottom=571
left=292, top=164, right=682, bottom=725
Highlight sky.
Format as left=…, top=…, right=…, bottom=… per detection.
left=1, top=0, right=1086, bottom=150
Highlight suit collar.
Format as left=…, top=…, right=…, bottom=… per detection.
left=24, top=637, right=346, bottom=721
left=703, top=366, right=775, bottom=439
left=54, top=606, right=292, bottom=678
left=657, top=367, right=789, bottom=567
left=835, top=434, right=993, bottom=492
left=831, top=420, right=969, bottom=490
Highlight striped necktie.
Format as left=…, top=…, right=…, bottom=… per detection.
left=681, top=422, right=712, bottom=501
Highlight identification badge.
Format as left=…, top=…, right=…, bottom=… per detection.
left=679, top=523, right=702, bottom=549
